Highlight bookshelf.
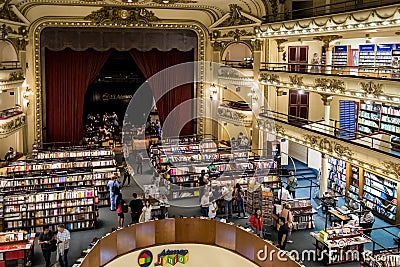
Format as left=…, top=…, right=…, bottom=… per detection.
left=6, top=147, right=118, bottom=207
left=3, top=189, right=96, bottom=233
left=363, top=171, right=397, bottom=223
left=328, top=157, right=346, bottom=195
left=381, top=105, right=400, bottom=136
left=332, top=45, right=349, bottom=74
left=283, top=198, right=315, bottom=230
left=358, top=102, right=381, bottom=135
left=347, top=166, right=360, bottom=201
left=0, top=231, right=34, bottom=267
left=359, top=44, right=376, bottom=76
left=339, top=100, right=357, bottom=138
left=362, top=248, right=400, bottom=267
left=375, top=44, right=393, bottom=78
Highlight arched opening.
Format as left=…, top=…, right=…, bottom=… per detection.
left=222, top=42, right=252, bottom=61
left=0, top=40, right=17, bottom=63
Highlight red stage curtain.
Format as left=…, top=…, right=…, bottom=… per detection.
left=129, top=48, right=194, bottom=136
left=45, top=48, right=111, bottom=144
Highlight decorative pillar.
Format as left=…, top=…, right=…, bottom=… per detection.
left=275, top=39, right=287, bottom=64
left=252, top=39, right=262, bottom=151
left=313, top=35, right=342, bottom=75
left=210, top=41, right=224, bottom=140
left=320, top=153, right=329, bottom=197
left=320, top=94, right=333, bottom=133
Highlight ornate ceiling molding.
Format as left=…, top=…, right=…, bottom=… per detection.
left=360, top=81, right=383, bottom=97
left=0, top=0, right=23, bottom=23
left=275, top=38, right=287, bottom=52
left=218, top=105, right=252, bottom=127
left=259, top=73, right=279, bottom=84
left=304, top=134, right=354, bottom=159
left=259, top=71, right=400, bottom=105
left=257, top=4, right=400, bottom=38
left=84, top=6, right=159, bottom=25
left=315, top=78, right=345, bottom=94
left=313, top=35, right=342, bottom=48
left=288, top=75, right=303, bottom=87
left=219, top=4, right=254, bottom=27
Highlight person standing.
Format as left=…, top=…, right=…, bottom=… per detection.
left=115, top=192, right=125, bottom=228
left=234, top=183, right=247, bottom=218
left=141, top=200, right=152, bottom=222
left=208, top=199, right=218, bottom=219
left=249, top=208, right=263, bottom=238
left=56, top=224, right=70, bottom=267
left=287, top=171, right=298, bottom=198
left=107, top=176, right=120, bottom=211
left=280, top=204, right=294, bottom=243
left=200, top=191, right=211, bottom=217
left=136, top=153, right=143, bottom=175
left=121, top=162, right=132, bottom=187
left=221, top=184, right=233, bottom=218
left=277, top=217, right=289, bottom=250
left=38, top=226, right=54, bottom=267
left=129, top=193, right=143, bottom=224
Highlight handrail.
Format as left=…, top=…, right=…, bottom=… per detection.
left=260, top=62, right=400, bottom=80
left=79, top=218, right=302, bottom=267
left=259, top=110, right=398, bottom=159
left=0, top=61, right=21, bottom=70
left=222, top=59, right=253, bottom=69
left=262, top=0, right=399, bottom=23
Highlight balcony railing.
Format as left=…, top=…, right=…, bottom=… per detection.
left=259, top=110, right=399, bottom=158
left=260, top=62, right=400, bottom=80
left=222, top=60, right=253, bottom=69
left=0, top=61, right=21, bottom=70
left=262, top=0, right=400, bottom=23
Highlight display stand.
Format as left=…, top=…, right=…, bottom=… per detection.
left=332, top=45, right=350, bottom=74
left=282, top=198, right=316, bottom=230
left=0, top=231, right=34, bottom=267
left=328, top=157, right=346, bottom=195
left=311, top=226, right=371, bottom=265
left=362, top=248, right=400, bottom=267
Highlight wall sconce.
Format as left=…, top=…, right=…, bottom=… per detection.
left=210, top=83, right=218, bottom=100
left=22, top=81, right=32, bottom=107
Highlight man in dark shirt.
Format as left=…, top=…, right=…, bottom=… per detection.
left=38, top=226, right=54, bottom=267
left=129, top=193, right=143, bottom=224
left=277, top=216, right=289, bottom=250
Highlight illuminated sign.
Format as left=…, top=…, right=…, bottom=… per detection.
left=156, top=249, right=189, bottom=266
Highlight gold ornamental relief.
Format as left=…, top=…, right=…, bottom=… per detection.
left=84, top=7, right=159, bottom=25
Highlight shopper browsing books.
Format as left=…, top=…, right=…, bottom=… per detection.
left=277, top=187, right=292, bottom=201
left=56, top=224, right=70, bottom=267
left=200, top=191, right=211, bottom=217
left=107, top=176, right=120, bottom=211
left=249, top=208, right=264, bottom=238
left=115, top=192, right=126, bottom=228
left=234, top=183, right=247, bottom=218
left=277, top=217, right=289, bottom=250
left=129, top=193, right=143, bottom=224
left=38, top=226, right=55, bottom=267
left=286, top=172, right=298, bottom=198
left=280, top=204, right=294, bottom=243
left=208, top=199, right=218, bottom=219
left=141, top=200, right=152, bottom=222
left=220, top=184, right=233, bottom=218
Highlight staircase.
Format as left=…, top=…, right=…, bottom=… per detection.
left=284, top=158, right=318, bottom=180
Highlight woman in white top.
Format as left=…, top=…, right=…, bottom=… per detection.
left=208, top=199, right=218, bottom=219
left=142, top=200, right=152, bottom=222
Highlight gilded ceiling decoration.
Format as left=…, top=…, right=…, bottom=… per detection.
left=0, top=0, right=22, bottom=22
left=220, top=4, right=255, bottom=26
left=258, top=5, right=400, bottom=38
left=289, top=75, right=303, bottom=87
left=360, top=81, right=383, bottom=97
left=314, top=78, right=345, bottom=94
left=383, top=161, right=400, bottom=178
left=84, top=6, right=159, bottom=25
left=303, top=134, right=353, bottom=159
left=313, top=35, right=342, bottom=48
left=8, top=71, right=24, bottom=81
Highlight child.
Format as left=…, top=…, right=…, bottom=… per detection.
left=209, top=199, right=218, bottom=219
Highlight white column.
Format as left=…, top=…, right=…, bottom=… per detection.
left=326, top=46, right=332, bottom=74
left=321, top=94, right=333, bottom=134
left=320, top=153, right=329, bottom=198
